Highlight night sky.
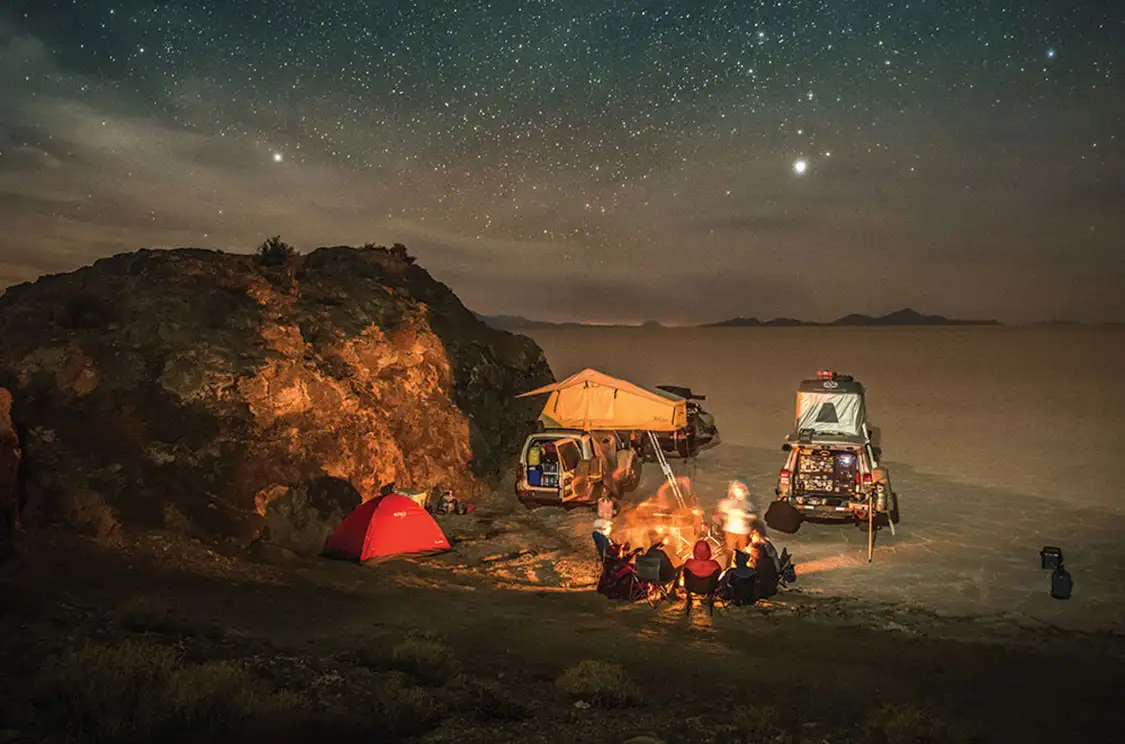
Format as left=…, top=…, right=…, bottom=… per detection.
left=1, top=2, right=1122, bottom=324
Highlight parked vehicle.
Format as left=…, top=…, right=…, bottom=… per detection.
left=515, top=429, right=642, bottom=507
left=651, top=385, right=720, bottom=458
left=772, top=370, right=900, bottom=529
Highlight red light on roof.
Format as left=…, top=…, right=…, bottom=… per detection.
left=817, top=369, right=835, bottom=380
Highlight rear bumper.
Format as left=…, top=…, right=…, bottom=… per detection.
left=794, top=503, right=857, bottom=520
left=777, top=491, right=871, bottom=520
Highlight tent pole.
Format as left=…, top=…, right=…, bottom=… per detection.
left=867, top=499, right=875, bottom=562
left=648, top=431, right=685, bottom=509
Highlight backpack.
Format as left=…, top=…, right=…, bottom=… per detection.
left=765, top=499, right=803, bottom=534
left=1050, top=566, right=1073, bottom=600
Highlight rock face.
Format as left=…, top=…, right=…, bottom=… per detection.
left=0, top=246, right=553, bottom=552
left=1, top=387, right=21, bottom=556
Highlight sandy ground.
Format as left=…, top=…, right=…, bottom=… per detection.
left=525, top=326, right=1125, bottom=633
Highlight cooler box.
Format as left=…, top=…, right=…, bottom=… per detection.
left=527, top=468, right=543, bottom=487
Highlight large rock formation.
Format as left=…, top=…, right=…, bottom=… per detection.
left=0, top=246, right=553, bottom=552
left=1, top=387, right=21, bottom=557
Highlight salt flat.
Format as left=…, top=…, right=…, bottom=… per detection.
left=526, top=326, right=1125, bottom=632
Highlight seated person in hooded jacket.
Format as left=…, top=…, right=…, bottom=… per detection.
left=642, top=532, right=679, bottom=584
left=748, top=519, right=781, bottom=598
left=683, top=540, right=722, bottom=580
left=720, top=550, right=758, bottom=605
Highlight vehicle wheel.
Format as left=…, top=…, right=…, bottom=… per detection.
left=622, top=467, right=642, bottom=493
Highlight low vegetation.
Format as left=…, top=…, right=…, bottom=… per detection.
left=715, top=705, right=795, bottom=744
left=389, top=634, right=461, bottom=686
left=256, top=235, right=299, bottom=266
left=33, top=640, right=307, bottom=743
left=862, top=703, right=972, bottom=744
left=555, top=659, right=642, bottom=709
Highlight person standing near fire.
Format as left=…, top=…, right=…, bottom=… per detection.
left=716, top=479, right=754, bottom=567
left=593, top=491, right=619, bottom=537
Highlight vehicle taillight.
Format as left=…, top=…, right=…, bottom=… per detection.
left=779, top=469, right=790, bottom=481
left=862, top=473, right=872, bottom=484
left=817, top=369, right=835, bottom=380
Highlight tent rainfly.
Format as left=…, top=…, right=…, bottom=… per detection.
left=323, top=494, right=451, bottom=563
left=516, top=368, right=688, bottom=432
left=793, top=376, right=869, bottom=437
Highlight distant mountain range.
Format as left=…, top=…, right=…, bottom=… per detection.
left=703, top=308, right=1002, bottom=327
left=476, top=308, right=1002, bottom=331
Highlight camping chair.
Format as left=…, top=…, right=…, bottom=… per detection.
left=635, top=552, right=678, bottom=608
left=682, top=568, right=723, bottom=618
left=597, top=545, right=648, bottom=602
left=778, top=548, right=797, bottom=587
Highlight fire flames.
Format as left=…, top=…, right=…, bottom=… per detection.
left=613, top=476, right=715, bottom=564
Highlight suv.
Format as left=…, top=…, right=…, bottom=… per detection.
left=773, top=370, right=899, bottom=526
left=515, top=429, right=642, bottom=507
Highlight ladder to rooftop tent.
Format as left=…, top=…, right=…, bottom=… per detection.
left=647, top=431, right=686, bottom=509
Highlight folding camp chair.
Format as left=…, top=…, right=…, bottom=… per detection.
left=682, top=568, right=722, bottom=617
left=634, top=553, right=678, bottom=608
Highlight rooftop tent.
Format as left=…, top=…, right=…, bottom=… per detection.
left=517, top=368, right=688, bottom=432
left=794, top=377, right=869, bottom=437
left=323, top=494, right=451, bottom=563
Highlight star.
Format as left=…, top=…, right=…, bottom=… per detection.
left=272, top=152, right=283, bottom=163
left=793, top=158, right=809, bottom=175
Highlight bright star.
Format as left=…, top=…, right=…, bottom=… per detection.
left=793, top=158, right=808, bottom=175
left=272, top=152, right=283, bottom=162
left=1047, top=48, right=1056, bottom=59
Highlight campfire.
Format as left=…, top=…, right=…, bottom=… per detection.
left=614, top=477, right=716, bottom=563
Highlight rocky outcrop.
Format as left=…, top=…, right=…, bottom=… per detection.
left=0, top=246, right=553, bottom=552
left=1, top=387, right=21, bottom=557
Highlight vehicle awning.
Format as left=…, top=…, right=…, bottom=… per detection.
left=516, top=368, right=688, bottom=432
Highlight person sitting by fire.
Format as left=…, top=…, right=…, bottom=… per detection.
left=644, top=531, right=679, bottom=585
left=747, top=517, right=781, bottom=599
left=719, top=548, right=758, bottom=606
left=683, top=539, right=722, bottom=581
left=716, top=479, right=754, bottom=567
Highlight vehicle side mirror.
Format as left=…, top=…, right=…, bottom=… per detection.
left=781, top=443, right=791, bottom=451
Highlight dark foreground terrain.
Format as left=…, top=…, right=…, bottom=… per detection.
left=2, top=521, right=1123, bottom=744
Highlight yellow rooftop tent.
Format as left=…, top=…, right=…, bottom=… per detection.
left=516, top=368, right=688, bottom=432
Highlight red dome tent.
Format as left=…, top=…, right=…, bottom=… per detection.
left=323, top=494, right=451, bottom=562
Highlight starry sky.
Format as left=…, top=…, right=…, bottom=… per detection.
left=1, top=1, right=1122, bottom=324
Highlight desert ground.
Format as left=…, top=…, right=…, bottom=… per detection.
left=528, top=325, right=1125, bottom=633
left=4, top=326, right=1125, bottom=743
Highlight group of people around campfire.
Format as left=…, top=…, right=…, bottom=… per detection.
left=595, top=479, right=795, bottom=608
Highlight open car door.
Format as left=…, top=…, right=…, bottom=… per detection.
left=556, top=438, right=597, bottom=502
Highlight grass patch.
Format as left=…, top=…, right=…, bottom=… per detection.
left=389, top=635, right=460, bottom=686
left=113, top=595, right=223, bottom=638
left=452, top=674, right=530, bottom=721
left=863, top=703, right=972, bottom=744
left=33, top=639, right=308, bottom=743
left=367, top=672, right=443, bottom=737
left=715, top=704, right=795, bottom=744
left=555, top=659, right=642, bottom=709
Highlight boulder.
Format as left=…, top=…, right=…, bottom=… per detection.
left=0, top=246, right=553, bottom=547
left=0, top=387, right=21, bottom=556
